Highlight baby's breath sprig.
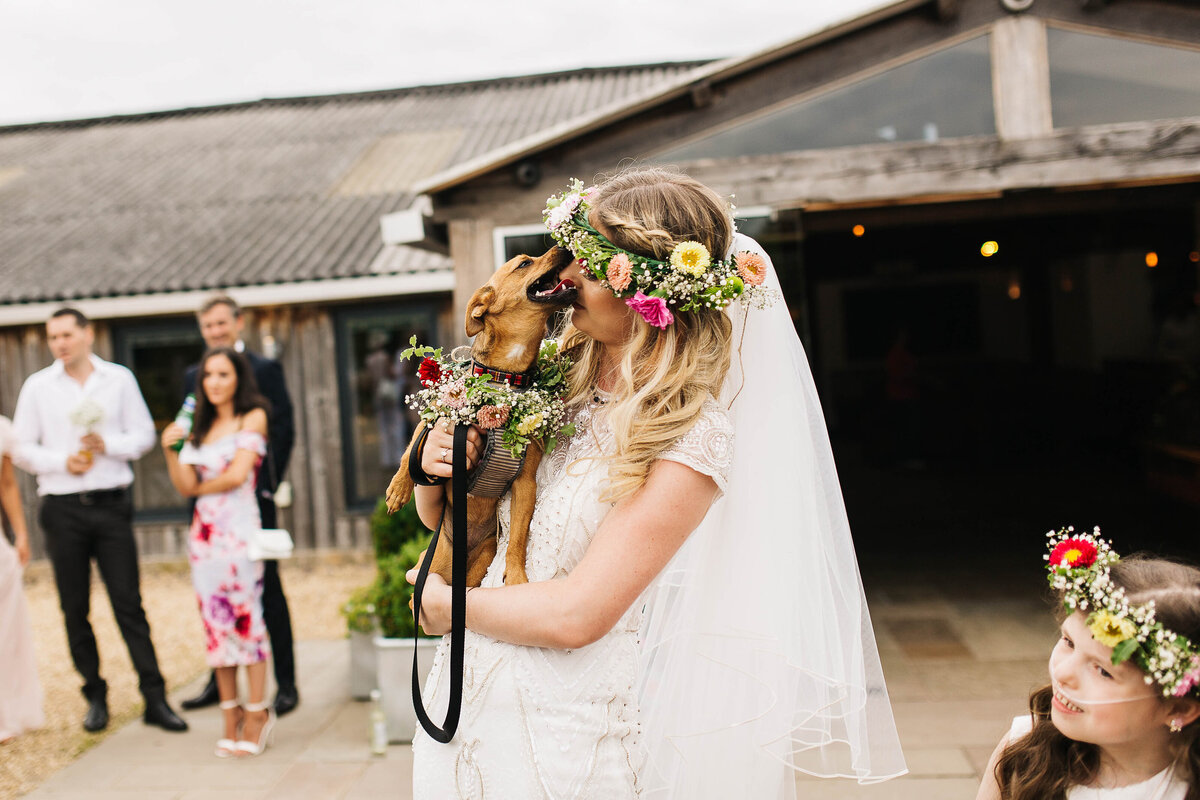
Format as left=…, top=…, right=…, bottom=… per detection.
left=1046, top=526, right=1200, bottom=697
left=401, top=336, right=575, bottom=459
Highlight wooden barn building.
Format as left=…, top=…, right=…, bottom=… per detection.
left=409, top=0, right=1200, bottom=546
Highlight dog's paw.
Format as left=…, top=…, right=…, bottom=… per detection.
left=503, top=564, right=529, bottom=586
left=384, top=472, right=408, bottom=513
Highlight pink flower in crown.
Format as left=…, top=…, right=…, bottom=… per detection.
left=476, top=404, right=510, bottom=430
left=735, top=251, right=768, bottom=286
left=581, top=185, right=599, bottom=202
left=607, top=253, right=633, bottom=292
left=546, top=193, right=583, bottom=230
left=1175, top=660, right=1200, bottom=697
left=440, top=379, right=468, bottom=409
left=626, top=292, right=674, bottom=329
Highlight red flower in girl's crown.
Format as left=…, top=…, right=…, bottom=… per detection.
left=1050, top=538, right=1098, bottom=569
left=417, top=358, right=443, bottom=387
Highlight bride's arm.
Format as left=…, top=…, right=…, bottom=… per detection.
left=409, top=458, right=718, bottom=649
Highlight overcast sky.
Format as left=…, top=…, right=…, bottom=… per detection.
left=0, top=0, right=891, bottom=126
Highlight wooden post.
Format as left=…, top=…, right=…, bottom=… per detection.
left=991, top=16, right=1053, bottom=140
left=449, top=218, right=494, bottom=348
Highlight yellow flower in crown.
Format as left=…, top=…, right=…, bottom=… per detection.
left=1088, top=610, right=1138, bottom=648
left=669, top=242, right=711, bottom=277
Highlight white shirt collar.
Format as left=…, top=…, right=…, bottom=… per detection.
left=49, top=353, right=108, bottom=379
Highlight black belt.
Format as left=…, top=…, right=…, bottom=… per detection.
left=50, top=487, right=129, bottom=505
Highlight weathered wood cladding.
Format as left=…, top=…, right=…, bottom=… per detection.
left=0, top=296, right=455, bottom=560
left=430, top=116, right=1200, bottom=239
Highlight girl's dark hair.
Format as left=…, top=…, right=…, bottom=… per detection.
left=190, top=347, right=270, bottom=445
left=994, top=555, right=1200, bottom=799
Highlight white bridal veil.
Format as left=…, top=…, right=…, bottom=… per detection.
left=636, top=233, right=908, bottom=798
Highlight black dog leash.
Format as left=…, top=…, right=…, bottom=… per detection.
left=411, top=424, right=469, bottom=743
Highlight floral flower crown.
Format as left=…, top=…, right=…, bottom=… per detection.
left=1046, top=526, right=1200, bottom=698
left=402, top=337, right=575, bottom=458
left=543, top=179, right=776, bottom=329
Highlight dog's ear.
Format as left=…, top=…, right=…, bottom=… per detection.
left=465, top=286, right=495, bottom=337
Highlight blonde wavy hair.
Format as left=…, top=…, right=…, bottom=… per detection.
left=559, top=167, right=734, bottom=504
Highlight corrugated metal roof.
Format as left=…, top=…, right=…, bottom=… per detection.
left=0, top=63, right=707, bottom=305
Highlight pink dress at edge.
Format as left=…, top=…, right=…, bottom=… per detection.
left=0, top=415, right=45, bottom=739
left=181, top=430, right=270, bottom=668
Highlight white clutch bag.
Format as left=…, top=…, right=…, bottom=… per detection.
left=247, top=528, right=294, bottom=561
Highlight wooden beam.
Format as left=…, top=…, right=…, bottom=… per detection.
left=991, top=16, right=1053, bottom=139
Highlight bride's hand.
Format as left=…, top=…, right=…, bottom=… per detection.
left=406, top=568, right=452, bottom=635
left=420, top=418, right=484, bottom=479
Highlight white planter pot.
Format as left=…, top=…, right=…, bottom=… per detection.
left=349, top=629, right=378, bottom=700
left=374, top=635, right=440, bottom=743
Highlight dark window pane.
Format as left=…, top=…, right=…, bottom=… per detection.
left=659, top=35, right=994, bottom=161
left=1048, top=28, right=1200, bottom=128
left=112, top=321, right=205, bottom=519
left=502, top=232, right=555, bottom=261
left=336, top=305, right=438, bottom=508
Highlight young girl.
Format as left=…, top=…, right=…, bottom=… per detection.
left=162, top=347, right=274, bottom=759
left=978, top=528, right=1200, bottom=800
left=407, top=167, right=905, bottom=798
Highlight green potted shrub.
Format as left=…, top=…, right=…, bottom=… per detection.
left=341, top=584, right=378, bottom=700
left=370, top=496, right=424, bottom=558
left=343, top=497, right=430, bottom=704
left=374, top=531, right=440, bottom=743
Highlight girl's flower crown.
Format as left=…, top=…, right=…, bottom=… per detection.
left=543, top=179, right=776, bottom=329
left=1046, top=526, right=1200, bottom=698
left=402, top=337, right=575, bottom=458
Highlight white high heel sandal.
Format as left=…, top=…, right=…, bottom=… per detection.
left=235, top=701, right=276, bottom=758
left=215, top=699, right=242, bottom=758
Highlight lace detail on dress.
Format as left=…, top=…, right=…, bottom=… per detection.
left=658, top=401, right=734, bottom=498
left=412, top=394, right=730, bottom=800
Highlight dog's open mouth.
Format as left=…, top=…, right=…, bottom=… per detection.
left=528, top=272, right=578, bottom=305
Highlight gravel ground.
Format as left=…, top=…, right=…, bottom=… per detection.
left=0, top=551, right=375, bottom=800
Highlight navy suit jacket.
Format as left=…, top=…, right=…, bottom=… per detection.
left=184, top=349, right=295, bottom=496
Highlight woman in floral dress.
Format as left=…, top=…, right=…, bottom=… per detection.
left=163, top=347, right=274, bottom=758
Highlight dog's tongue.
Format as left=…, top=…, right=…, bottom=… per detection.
left=537, top=279, right=575, bottom=298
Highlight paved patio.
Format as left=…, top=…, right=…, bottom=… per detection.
left=20, top=557, right=1055, bottom=800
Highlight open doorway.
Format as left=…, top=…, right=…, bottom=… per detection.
left=793, top=184, right=1200, bottom=558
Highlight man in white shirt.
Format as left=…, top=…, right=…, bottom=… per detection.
left=12, top=308, right=187, bottom=734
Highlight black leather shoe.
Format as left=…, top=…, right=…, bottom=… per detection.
left=143, top=698, right=189, bottom=732
left=83, top=697, right=108, bottom=732
left=273, top=685, right=300, bottom=717
left=180, top=675, right=219, bottom=710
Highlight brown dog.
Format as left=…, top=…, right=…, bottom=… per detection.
left=385, top=245, right=577, bottom=587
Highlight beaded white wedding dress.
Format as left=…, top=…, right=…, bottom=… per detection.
left=411, top=396, right=733, bottom=799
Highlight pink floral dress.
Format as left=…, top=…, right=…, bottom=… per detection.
left=181, top=430, right=270, bottom=667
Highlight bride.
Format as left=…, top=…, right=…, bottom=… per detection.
left=407, top=167, right=906, bottom=798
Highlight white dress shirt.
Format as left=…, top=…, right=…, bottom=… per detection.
left=12, top=354, right=156, bottom=496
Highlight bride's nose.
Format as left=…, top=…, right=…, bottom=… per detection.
left=558, top=258, right=581, bottom=282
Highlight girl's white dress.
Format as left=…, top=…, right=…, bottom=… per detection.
left=1008, top=715, right=1187, bottom=799
left=0, top=415, right=44, bottom=740
left=412, top=397, right=733, bottom=799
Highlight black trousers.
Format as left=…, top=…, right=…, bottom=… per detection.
left=40, top=490, right=166, bottom=701
left=257, top=496, right=296, bottom=689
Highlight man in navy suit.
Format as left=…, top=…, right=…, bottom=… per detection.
left=180, top=294, right=300, bottom=716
